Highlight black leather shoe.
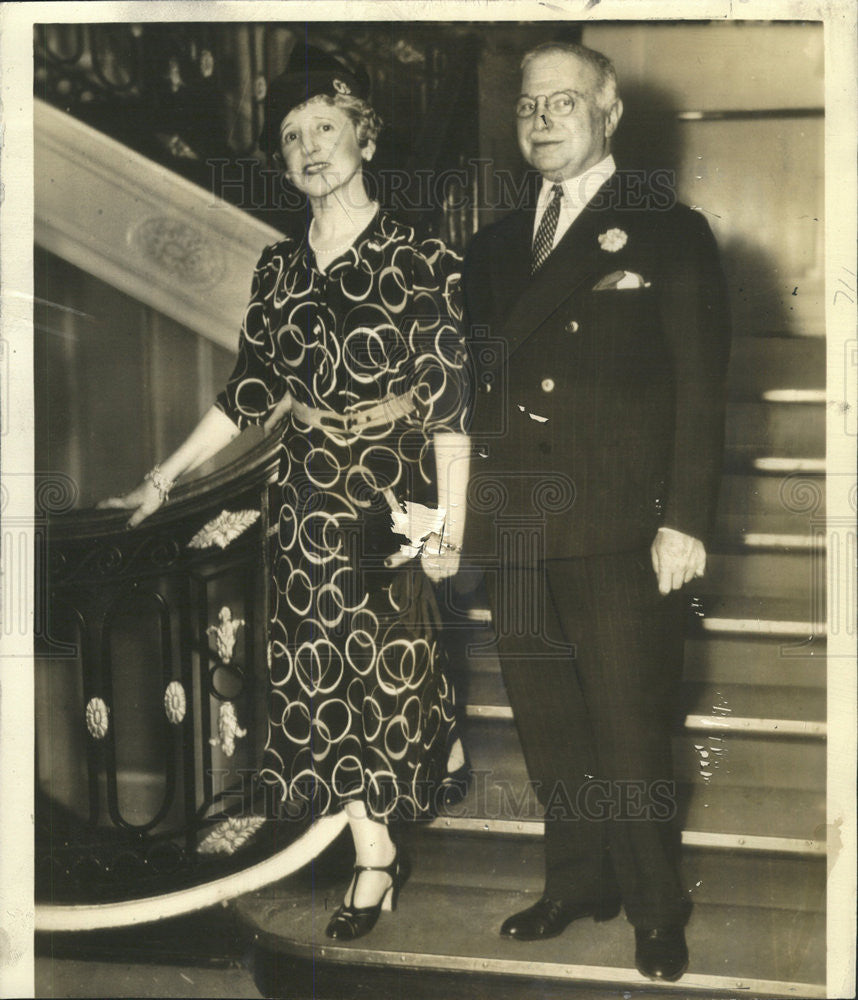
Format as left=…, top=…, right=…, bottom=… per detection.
left=500, top=894, right=622, bottom=941
left=635, top=926, right=689, bottom=982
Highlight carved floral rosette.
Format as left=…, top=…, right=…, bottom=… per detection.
left=163, top=681, right=187, bottom=724
left=130, top=216, right=225, bottom=288
left=85, top=697, right=110, bottom=739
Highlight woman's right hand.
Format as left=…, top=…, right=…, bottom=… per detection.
left=96, top=479, right=164, bottom=529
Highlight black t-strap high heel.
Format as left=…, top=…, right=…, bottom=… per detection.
left=325, top=852, right=403, bottom=941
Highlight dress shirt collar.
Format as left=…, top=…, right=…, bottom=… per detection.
left=536, top=154, right=617, bottom=217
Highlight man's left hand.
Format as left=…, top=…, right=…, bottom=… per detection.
left=650, top=528, right=706, bottom=596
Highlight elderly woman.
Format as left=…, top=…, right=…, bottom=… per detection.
left=100, top=46, right=471, bottom=941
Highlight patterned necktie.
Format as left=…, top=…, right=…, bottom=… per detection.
left=531, top=184, right=563, bottom=274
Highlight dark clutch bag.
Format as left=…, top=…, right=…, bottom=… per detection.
left=388, top=559, right=443, bottom=641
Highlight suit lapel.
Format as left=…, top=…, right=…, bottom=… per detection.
left=488, top=209, right=532, bottom=318
left=493, top=173, right=621, bottom=367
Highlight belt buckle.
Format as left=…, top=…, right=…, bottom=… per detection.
left=315, top=410, right=341, bottom=432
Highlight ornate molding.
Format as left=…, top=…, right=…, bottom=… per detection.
left=197, top=816, right=266, bottom=856
left=34, top=99, right=281, bottom=351
left=188, top=509, right=260, bottom=550
left=51, top=533, right=183, bottom=585
left=129, top=217, right=226, bottom=289
left=207, top=606, right=245, bottom=665
left=209, top=701, right=247, bottom=758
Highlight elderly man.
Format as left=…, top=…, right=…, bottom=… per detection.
left=462, top=41, right=730, bottom=981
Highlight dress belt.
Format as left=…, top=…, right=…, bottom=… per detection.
left=289, top=392, right=417, bottom=433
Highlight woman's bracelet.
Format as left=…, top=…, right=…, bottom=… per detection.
left=144, top=465, right=176, bottom=504
left=423, top=530, right=461, bottom=555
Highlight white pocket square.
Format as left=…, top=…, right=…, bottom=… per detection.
left=592, top=270, right=650, bottom=291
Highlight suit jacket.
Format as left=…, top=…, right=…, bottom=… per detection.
left=463, top=171, right=731, bottom=561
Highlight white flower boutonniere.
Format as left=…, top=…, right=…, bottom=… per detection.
left=598, top=228, right=628, bottom=252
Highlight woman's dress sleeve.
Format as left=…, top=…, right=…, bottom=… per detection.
left=400, top=240, right=472, bottom=438
left=214, top=244, right=285, bottom=429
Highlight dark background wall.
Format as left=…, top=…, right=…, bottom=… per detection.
left=34, top=246, right=235, bottom=507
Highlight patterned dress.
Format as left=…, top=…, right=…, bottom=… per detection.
left=215, top=212, right=469, bottom=821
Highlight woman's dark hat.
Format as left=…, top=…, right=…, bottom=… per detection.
left=258, top=45, right=370, bottom=154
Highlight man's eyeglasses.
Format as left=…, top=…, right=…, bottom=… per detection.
left=515, top=91, right=577, bottom=119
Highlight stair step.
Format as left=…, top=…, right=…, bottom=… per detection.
left=715, top=529, right=824, bottom=551
left=456, top=559, right=825, bottom=683
left=761, top=389, right=826, bottom=403
left=465, top=633, right=827, bottom=693
left=672, top=731, right=824, bottom=790
left=459, top=618, right=827, bottom=724
left=235, top=881, right=825, bottom=995
left=702, top=551, right=817, bottom=598
left=681, top=785, right=824, bottom=850
left=727, top=335, right=825, bottom=397
left=715, top=471, right=825, bottom=532
left=680, top=682, right=825, bottom=728
left=683, top=634, right=826, bottom=688
left=692, top=595, right=826, bottom=637
left=444, top=721, right=824, bottom=840
left=752, top=456, right=826, bottom=474
left=465, top=672, right=825, bottom=732
left=431, top=784, right=825, bottom=853
left=725, top=402, right=825, bottom=458
left=409, top=830, right=825, bottom=912
left=680, top=847, right=825, bottom=911
left=462, top=596, right=827, bottom=671
left=460, top=666, right=506, bottom=705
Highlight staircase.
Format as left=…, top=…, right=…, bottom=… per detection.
left=233, top=331, right=827, bottom=996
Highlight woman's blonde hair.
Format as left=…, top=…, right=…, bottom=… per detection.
left=320, top=93, right=384, bottom=147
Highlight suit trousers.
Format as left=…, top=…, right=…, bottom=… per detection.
left=485, top=548, right=691, bottom=929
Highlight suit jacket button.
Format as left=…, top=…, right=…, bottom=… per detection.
left=565, top=320, right=579, bottom=334
left=541, top=378, right=555, bottom=393
left=538, top=441, right=551, bottom=454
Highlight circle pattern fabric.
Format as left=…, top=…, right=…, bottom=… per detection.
left=216, top=212, right=469, bottom=819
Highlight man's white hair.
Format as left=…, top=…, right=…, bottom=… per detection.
left=520, top=41, right=620, bottom=110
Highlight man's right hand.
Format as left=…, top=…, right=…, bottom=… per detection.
left=96, top=480, right=163, bottom=529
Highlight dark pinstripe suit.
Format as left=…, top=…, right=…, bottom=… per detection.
left=462, top=172, right=731, bottom=927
